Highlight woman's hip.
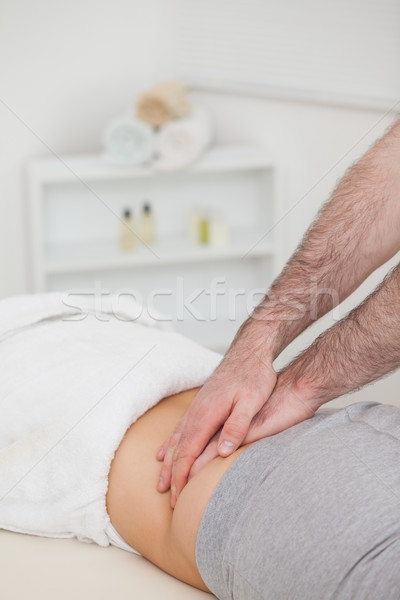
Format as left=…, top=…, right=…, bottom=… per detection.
left=196, top=401, right=400, bottom=600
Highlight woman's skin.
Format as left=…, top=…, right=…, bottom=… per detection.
left=106, top=387, right=250, bottom=592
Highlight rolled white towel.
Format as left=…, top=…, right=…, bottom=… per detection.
left=102, top=114, right=156, bottom=166
left=153, top=105, right=214, bottom=171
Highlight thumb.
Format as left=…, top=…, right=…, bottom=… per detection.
left=217, top=394, right=265, bottom=457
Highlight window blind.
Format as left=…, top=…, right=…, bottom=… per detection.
left=177, top=0, right=400, bottom=111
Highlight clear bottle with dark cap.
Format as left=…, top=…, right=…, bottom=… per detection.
left=120, top=208, right=136, bottom=251
left=140, top=202, right=155, bottom=245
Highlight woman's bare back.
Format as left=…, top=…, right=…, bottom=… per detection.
left=106, top=387, right=249, bottom=591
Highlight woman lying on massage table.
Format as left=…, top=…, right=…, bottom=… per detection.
left=107, top=386, right=400, bottom=600
left=1, top=293, right=400, bottom=600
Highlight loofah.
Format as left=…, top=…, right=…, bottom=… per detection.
left=136, top=81, right=192, bottom=127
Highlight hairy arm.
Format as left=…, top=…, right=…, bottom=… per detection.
left=246, top=117, right=400, bottom=362
left=246, top=261, right=400, bottom=440
left=158, top=118, right=400, bottom=504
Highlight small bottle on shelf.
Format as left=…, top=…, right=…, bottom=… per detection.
left=189, top=208, right=230, bottom=246
left=120, top=208, right=136, bottom=251
left=140, top=202, right=155, bottom=245
left=209, top=212, right=230, bottom=247
left=199, top=215, right=210, bottom=244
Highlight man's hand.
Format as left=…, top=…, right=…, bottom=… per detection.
left=156, top=340, right=277, bottom=507
left=186, top=373, right=319, bottom=480
left=185, top=256, right=400, bottom=483
left=242, top=376, right=319, bottom=443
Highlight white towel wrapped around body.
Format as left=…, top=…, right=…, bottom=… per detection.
left=0, top=293, right=221, bottom=547
left=153, top=105, right=214, bottom=171
left=102, top=114, right=156, bottom=166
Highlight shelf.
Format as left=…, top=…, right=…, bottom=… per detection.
left=44, top=235, right=276, bottom=274
left=27, top=142, right=279, bottom=362
left=28, top=144, right=273, bottom=184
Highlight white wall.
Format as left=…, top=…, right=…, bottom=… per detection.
left=1, top=1, right=399, bottom=405
left=0, top=0, right=178, bottom=298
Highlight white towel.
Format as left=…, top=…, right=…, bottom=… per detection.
left=153, top=105, right=214, bottom=171
left=0, top=292, right=221, bottom=547
left=102, top=114, right=156, bottom=166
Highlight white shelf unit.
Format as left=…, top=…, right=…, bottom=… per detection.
left=26, top=145, right=280, bottom=352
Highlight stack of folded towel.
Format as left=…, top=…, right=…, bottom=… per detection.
left=0, top=292, right=221, bottom=547
left=102, top=80, right=214, bottom=169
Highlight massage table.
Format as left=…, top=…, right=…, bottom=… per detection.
left=0, top=529, right=215, bottom=599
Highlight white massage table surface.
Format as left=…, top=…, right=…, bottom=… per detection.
left=1, top=530, right=215, bottom=599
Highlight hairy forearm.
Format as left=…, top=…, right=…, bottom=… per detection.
left=278, top=261, right=400, bottom=408
left=236, top=119, right=400, bottom=360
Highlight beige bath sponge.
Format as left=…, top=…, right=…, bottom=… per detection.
left=136, top=81, right=192, bottom=128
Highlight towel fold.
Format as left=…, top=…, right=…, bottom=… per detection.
left=0, top=291, right=170, bottom=342
left=153, top=106, right=214, bottom=171
left=136, top=81, right=191, bottom=128
left=102, top=114, right=155, bottom=166
left=0, top=292, right=221, bottom=547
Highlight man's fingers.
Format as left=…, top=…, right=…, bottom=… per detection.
left=217, top=394, right=265, bottom=457
left=188, top=438, right=220, bottom=479
left=169, top=414, right=226, bottom=506
left=157, top=419, right=187, bottom=492
left=156, top=424, right=183, bottom=464
left=156, top=439, right=168, bottom=462
left=159, top=375, right=278, bottom=502
left=169, top=453, right=195, bottom=508
left=157, top=443, right=175, bottom=492
left=158, top=393, right=229, bottom=499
